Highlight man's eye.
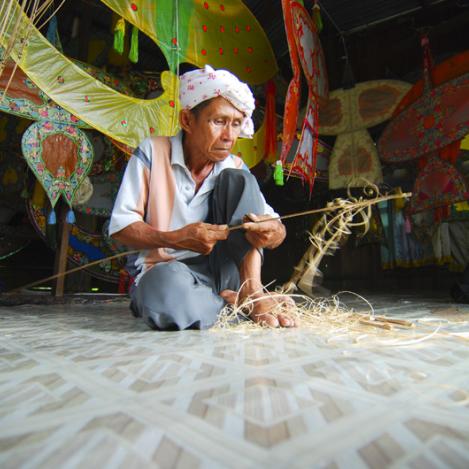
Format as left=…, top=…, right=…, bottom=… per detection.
left=214, top=119, right=225, bottom=125
left=232, top=121, right=242, bottom=128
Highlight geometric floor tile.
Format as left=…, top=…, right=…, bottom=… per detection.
left=0, top=293, right=468, bottom=467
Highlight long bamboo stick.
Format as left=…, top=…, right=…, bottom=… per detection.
left=4, top=191, right=411, bottom=294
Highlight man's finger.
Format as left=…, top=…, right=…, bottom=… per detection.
left=243, top=220, right=274, bottom=232
left=208, top=225, right=229, bottom=240
left=206, top=223, right=228, bottom=231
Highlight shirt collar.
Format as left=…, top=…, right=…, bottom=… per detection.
left=170, top=132, right=187, bottom=169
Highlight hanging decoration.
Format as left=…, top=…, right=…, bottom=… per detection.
left=283, top=135, right=332, bottom=182
left=409, top=154, right=468, bottom=216
left=378, top=36, right=469, bottom=164
left=0, top=0, right=65, bottom=98
left=0, top=1, right=180, bottom=146
left=273, top=160, right=285, bottom=186
left=1, top=1, right=278, bottom=158
left=0, top=56, right=131, bottom=126
left=320, top=79, right=411, bottom=189
left=283, top=1, right=329, bottom=193
left=113, top=17, right=126, bottom=54
left=129, top=25, right=139, bottom=63
left=312, top=1, right=323, bottom=32
left=99, top=0, right=277, bottom=85
left=378, top=72, right=469, bottom=163
left=279, top=0, right=302, bottom=167
left=393, top=50, right=469, bottom=117
left=21, top=121, right=94, bottom=224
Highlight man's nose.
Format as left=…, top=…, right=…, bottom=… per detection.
left=221, top=124, right=234, bottom=140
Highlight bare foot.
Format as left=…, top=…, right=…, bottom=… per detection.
left=249, top=294, right=297, bottom=328
left=221, top=289, right=297, bottom=328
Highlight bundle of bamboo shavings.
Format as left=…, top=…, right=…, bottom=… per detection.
left=211, top=288, right=466, bottom=349
left=213, top=290, right=411, bottom=335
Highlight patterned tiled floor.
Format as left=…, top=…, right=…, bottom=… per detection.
left=0, top=293, right=468, bottom=468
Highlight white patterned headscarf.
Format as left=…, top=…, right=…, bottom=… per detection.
left=179, top=65, right=255, bottom=138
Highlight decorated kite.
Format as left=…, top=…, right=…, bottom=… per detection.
left=408, top=154, right=468, bottom=216
left=320, top=79, right=411, bottom=190
left=280, top=0, right=329, bottom=193
left=279, top=0, right=303, bottom=166
left=378, top=37, right=469, bottom=220
left=0, top=56, right=135, bottom=222
left=21, top=121, right=94, bottom=224
left=378, top=38, right=469, bottom=163
left=1, top=0, right=277, bottom=149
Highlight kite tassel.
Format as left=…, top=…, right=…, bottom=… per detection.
left=129, top=25, right=139, bottom=63
left=313, top=1, right=323, bottom=32
left=113, top=17, right=126, bottom=54
left=47, top=209, right=57, bottom=225
left=66, top=209, right=76, bottom=224
left=273, top=160, right=285, bottom=186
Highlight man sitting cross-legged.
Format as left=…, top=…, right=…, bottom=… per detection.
left=109, top=65, right=296, bottom=330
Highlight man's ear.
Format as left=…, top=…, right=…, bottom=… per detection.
left=179, top=109, right=194, bottom=133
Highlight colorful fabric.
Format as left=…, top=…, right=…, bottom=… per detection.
left=320, top=80, right=411, bottom=135
left=21, top=121, right=94, bottom=208
left=1, top=2, right=273, bottom=165
left=288, top=98, right=319, bottom=192
left=179, top=65, right=255, bottom=138
left=393, top=50, right=469, bottom=117
left=1, top=2, right=180, bottom=147
left=279, top=0, right=302, bottom=164
left=378, top=200, right=434, bottom=270
left=291, top=2, right=328, bottom=99
left=283, top=1, right=329, bottom=192
left=409, top=155, right=468, bottom=214
left=328, top=130, right=383, bottom=189
left=109, top=133, right=276, bottom=285
left=0, top=58, right=89, bottom=127
left=99, top=0, right=278, bottom=85
left=378, top=73, right=469, bottom=163
left=318, top=80, right=410, bottom=189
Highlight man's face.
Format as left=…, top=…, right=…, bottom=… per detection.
left=183, top=96, right=245, bottom=163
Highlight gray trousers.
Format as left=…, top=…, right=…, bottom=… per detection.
left=131, top=169, right=265, bottom=330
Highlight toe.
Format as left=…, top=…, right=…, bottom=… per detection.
left=252, top=313, right=279, bottom=328
left=278, top=313, right=296, bottom=328
left=220, top=289, right=238, bottom=305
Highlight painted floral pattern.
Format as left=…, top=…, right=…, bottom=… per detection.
left=22, top=121, right=94, bottom=208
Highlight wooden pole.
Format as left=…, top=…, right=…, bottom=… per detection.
left=52, top=203, right=70, bottom=297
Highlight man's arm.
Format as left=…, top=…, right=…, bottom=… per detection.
left=112, top=221, right=229, bottom=255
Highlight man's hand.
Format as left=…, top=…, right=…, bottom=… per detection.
left=112, top=221, right=228, bottom=255
left=242, top=213, right=286, bottom=249
left=169, top=222, right=229, bottom=255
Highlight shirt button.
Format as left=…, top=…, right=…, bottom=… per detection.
left=185, top=185, right=191, bottom=191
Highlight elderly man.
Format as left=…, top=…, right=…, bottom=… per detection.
left=109, top=65, right=295, bottom=330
